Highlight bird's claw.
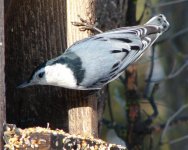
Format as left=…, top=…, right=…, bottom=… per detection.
left=72, top=15, right=103, bottom=33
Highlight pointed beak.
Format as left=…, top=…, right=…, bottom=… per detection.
left=17, top=81, right=33, bottom=88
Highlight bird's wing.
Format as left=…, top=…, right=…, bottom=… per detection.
left=65, top=15, right=169, bottom=89
left=105, top=25, right=162, bottom=73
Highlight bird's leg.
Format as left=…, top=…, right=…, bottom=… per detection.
left=72, top=15, right=103, bottom=33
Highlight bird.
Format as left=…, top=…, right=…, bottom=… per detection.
left=17, top=14, right=170, bottom=90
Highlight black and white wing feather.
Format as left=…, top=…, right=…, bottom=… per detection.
left=64, top=14, right=169, bottom=89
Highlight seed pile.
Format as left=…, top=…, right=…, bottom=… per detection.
left=3, top=124, right=127, bottom=150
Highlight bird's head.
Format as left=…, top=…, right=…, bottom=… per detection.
left=17, top=62, right=48, bottom=88
left=17, top=58, right=78, bottom=89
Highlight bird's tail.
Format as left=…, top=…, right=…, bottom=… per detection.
left=144, top=14, right=170, bottom=33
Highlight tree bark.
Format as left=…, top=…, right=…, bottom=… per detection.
left=5, top=0, right=100, bottom=138
left=5, top=0, right=68, bottom=130
left=0, top=0, right=6, bottom=148
left=66, top=0, right=98, bottom=138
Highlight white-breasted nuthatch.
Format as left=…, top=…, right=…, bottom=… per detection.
left=18, top=14, right=170, bottom=90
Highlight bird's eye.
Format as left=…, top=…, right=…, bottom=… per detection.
left=38, top=72, right=45, bottom=78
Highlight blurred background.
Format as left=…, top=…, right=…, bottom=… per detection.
left=101, top=0, right=188, bottom=150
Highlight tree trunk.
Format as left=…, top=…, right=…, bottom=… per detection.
left=0, top=0, right=6, bottom=148
left=66, top=0, right=98, bottom=138
left=5, top=0, right=68, bottom=130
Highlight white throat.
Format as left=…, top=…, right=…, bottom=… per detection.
left=44, top=64, right=77, bottom=89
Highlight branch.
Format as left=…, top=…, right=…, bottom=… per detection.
left=149, top=60, right=188, bottom=83
left=144, top=84, right=159, bottom=125
left=166, top=61, right=188, bottom=79
left=170, top=27, right=188, bottom=40
left=161, top=134, right=188, bottom=146
left=143, top=46, right=159, bottom=124
left=3, top=124, right=127, bottom=150
left=144, top=45, right=155, bottom=97
left=160, top=104, right=188, bottom=144
left=169, top=41, right=188, bottom=59
left=168, top=135, right=188, bottom=145
left=151, top=116, right=188, bottom=133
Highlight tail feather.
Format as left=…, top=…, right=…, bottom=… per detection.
left=145, top=14, right=170, bottom=33
left=138, top=14, right=170, bottom=49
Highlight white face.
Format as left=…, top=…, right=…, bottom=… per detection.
left=44, top=64, right=77, bottom=88
left=18, top=63, right=78, bottom=89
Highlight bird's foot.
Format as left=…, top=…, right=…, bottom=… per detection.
left=72, top=15, right=103, bottom=33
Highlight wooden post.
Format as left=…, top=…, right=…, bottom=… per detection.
left=0, top=0, right=6, bottom=148
left=5, top=0, right=68, bottom=130
left=66, top=0, right=98, bottom=137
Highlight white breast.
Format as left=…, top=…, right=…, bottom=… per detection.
left=44, top=64, right=78, bottom=89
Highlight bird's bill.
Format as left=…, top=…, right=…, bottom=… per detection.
left=17, top=81, right=33, bottom=88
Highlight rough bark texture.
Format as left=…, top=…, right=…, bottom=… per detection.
left=5, top=0, right=68, bottom=130
left=5, top=0, right=104, bottom=138
left=0, top=0, right=6, bottom=148
left=66, top=0, right=98, bottom=138
left=68, top=95, right=98, bottom=138
left=95, top=0, right=128, bottom=30
left=67, top=0, right=95, bottom=47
